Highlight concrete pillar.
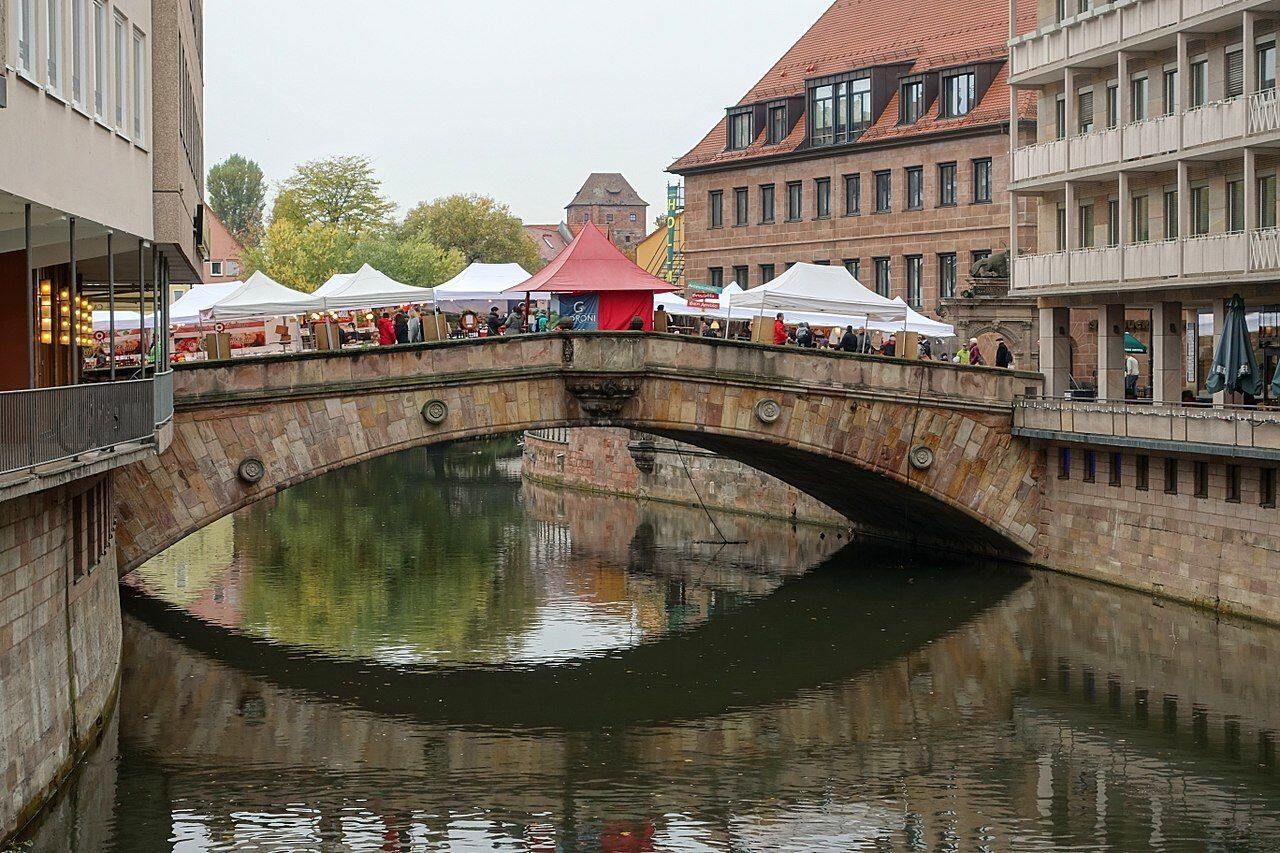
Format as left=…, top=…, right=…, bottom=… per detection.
left=1245, top=12, right=1258, bottom=96
left=1119, top=171, right=1131, bottom=280
left=1099, top=304, right=1127, bottom=401
left=1040, top=306, right=1072, bottom=397
left=1118, top=51, right=1130, bottom=128
left=1245, top=148, right=1257, bottom=271
left=1177, top=160, right=1191, bottom=275
left=1065, top=67, right=1078, bottom=143
left=1153, top=301, right=1185, bottom=403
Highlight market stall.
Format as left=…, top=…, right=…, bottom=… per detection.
left=434, top=263, right=534, bottom=314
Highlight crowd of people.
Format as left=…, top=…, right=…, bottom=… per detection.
left=758, top=313, right=1015, bottom=367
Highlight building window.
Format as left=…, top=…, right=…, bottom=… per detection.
left=811, top=83, right=835, bottom=145
left=1105, top=83, right=1119, bottom=129
left=1056, top=205, right=1067, bottom=252
left=760, top=184, right=776, bottom=224
left=1163, top=189, right=1178, bottom=240
left=1227, top=464, right=1242, bottom=503
left=1260, top=41, right=1277, bottom=92
left=72, top=0, right=88, bottom=104
left=900, top=79, right=925, bottom=124
left=1107, top=199, right=1120, bottom=247
left=1258, top=175, right=1277, bottom=228
left=972, top=159, right=992, bottom=204
left=709, top=191, right=724, bottom=229
left=225, top=260, right=240, bottom=276
left=630, top=213, right=638, bottom=222
left=1190, top=59, right=1208, bottom=108
left=1136, top=455, right=1150, bottom=491
left=1262, top=468, right=1277, bottom=508
left=971, top=249, right=992, bottom=267
left=734, top=187, right=749, bottom=227
left=844, top=258, right=861, bottom=281
left=93, top=1, right=107, bottom=115
left=728, top=112, right=753, bottom=150
left=1228, top=181, right=1244, bottom=232
left=1190, top=186, right=1209, bottom=236
left=938, top=252, right=957, bottom=299
left=114, top=13, right=127, bottom=129
left=938, top=163, right=957, bottom=206
left=905, top=255, right=923, bottom=308
left=1110, top=452, right=1123, bottom=487
left=1078, top=204, right=1094, bottom=249
left=606, top=213, right=614, bottom=223
left=1164, top=458, right=1179, bottom=495
left=709, top=267, right=724, bottom=289
left=767, top=105, right=788, bottom=144
left=1131, top=75, right=1148, bottom=122
left=942, top=71, right=976, bottom=117
left=787, top=181, right=803, bottom=221
left=582, top=213, right=590, bottom=223
left=1077, top=88, right=1094, bottom=134
left=210, top=261, right=223, bottom=276
left=1194, top=460, right=1209, bottom=498
left=1132, top=194, right=1150, bottom=243
left=810, top=76, right=871, bottom=147
left=1059, top=447, right=1072, bottom=480
left=46, top=0, right=64, bottom=93
left=133, top=26, right=147, bottom=138
left=1163, top=68, right=1178, bottom=116
left=815, top=178, right=831, bottom=218
left=844, top=174, right=860, bottom=215
left=17, top=0, right=36, bottom=73
left=874, top=170, right=891, bottom=213
left=873, top=258, right=891, bottom=297
left=732, top=265, right=749, bottom=287
left=760, top=264, right=776, bottom=283
left=1227, top=49, right=1244, bottom=98
left=905, top=167, right=923, bottom=211
left=1084, top=451, right=1097, bottom=483
left=1055, top=96, right=1067, bottom=140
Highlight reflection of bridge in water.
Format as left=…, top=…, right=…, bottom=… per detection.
left=40, top=557, right=1280, bottom=851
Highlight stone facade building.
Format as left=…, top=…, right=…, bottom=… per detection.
left=565, top=173, right=648, bottom=252
left=669, top=0, right=1037, bottom=325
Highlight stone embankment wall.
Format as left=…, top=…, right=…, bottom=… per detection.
left=522, top=428, right=847, bottom=527
left=0, top=475, right=122, bottom=845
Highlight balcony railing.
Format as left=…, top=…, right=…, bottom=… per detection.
left=1015, top=231, right=1263, bottom=289
left=1013, top=95, right=1267, bottom=184
left=0, top=378, right=161, bottom=479
left=1014, top=396, right=1280, bottom=459
left=1011, top=0, right=1240, bottom=81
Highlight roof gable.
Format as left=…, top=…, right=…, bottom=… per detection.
left=567, top=173, right=649, bottom=209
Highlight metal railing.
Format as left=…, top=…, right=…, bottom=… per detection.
left=0, top=379, right=158, bottom=478
left=153, top=370, right=174, bottom=427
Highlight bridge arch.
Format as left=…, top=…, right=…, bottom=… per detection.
left=114, top=334, right=1044, bottom=573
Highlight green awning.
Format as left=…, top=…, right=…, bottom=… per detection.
left=1207, top=295, right=1263, bottom=397
left=1124, top=333, right=1147, bottom=354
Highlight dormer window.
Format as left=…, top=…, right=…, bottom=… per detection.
left=809, top=74, right=871, bottom=147
left=767, top=105, right=788, bottom=144
left=941, top=71, right=976, bottom=117
left=900, top=79, right=925, bottom=124
left=728, top=111, right=754, bottom=150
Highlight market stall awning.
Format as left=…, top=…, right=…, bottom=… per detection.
left=92, top=310, right=155, bottom=331
left=315, top=264, right=434, bottom=312
left=729, top=263, right=907, bottom=322
left=168, top=282, right=242, bottom=325
left=202, top=272, right=319, bottom=321
left=505, top=222, right=676, bottom=295
left=435, top=263, right=533, bottom=312
left=865, top=299, right=957, bottom=339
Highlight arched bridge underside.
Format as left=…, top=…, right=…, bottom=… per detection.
left=114, top=333, right=1045, bottom=574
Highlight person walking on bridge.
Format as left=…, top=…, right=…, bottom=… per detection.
left=995, top=337, right=1014, bottom=369
left=838, top=325, right=858, bottom=353
left=773, top=314, right=787, bottom=346
left=377, top=312, right=396, bottom=346
left=487, top=307, right=503, bottom=336
left=408, top=310, right=423, bottom=344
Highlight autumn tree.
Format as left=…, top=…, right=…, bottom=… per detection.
left=207, top=154, right=267, bottom=246
left=271, top=155, right=397, bottom=234
left=402, top=194, right=543, bottom=271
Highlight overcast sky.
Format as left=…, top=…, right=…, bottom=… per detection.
left=204, top=0, right=832, bottom=226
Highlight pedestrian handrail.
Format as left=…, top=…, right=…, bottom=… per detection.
left=153, top=370, right=174, bottom=428
left=0, top=379, right=157, bottom=478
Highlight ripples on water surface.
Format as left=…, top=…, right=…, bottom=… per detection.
left=18, top=437, right=1280, bottom=852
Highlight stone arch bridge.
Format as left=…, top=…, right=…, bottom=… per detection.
left=114, top=333, right=1045, bottom=573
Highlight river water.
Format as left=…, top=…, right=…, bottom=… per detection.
left=17, top=438, right=1280, bottom=852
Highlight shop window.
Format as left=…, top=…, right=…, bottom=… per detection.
left=1164, top=458, right=1179, bottom=495
left=1084, top=451, right=1097, bottom=483
left=1136, top=455, right=1149, bottom=491
left=1227, top=464, right=1242, bottom=503
left=1110, top=452, right=1123, bottom=487
left=1058, top=447, right=1072, bottom=480
left=1194, top=461, right=1209, bottom=498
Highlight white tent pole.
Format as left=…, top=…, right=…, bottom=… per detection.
left=724, top=287, right=733, bottom=340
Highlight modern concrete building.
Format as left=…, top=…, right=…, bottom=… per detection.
left=0, top=0, right=198, bottom=842
left=670, top=0, right=1036, bottom=327
left=565, top=173, right=648, bottom=252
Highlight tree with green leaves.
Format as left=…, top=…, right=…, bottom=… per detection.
left=272, top=155, right=397, bottom=234
left=402, top=194, right=544, bottom=271
left=242, top=219, right=356, bottom=292
left=207, top=154, right=267, bottom=246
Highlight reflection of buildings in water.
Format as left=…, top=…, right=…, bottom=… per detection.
left=125, top=513, right=253, bottom=630
left=36, top=567, right=1280, bottom=852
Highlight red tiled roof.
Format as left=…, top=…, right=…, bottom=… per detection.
left=670, top=0, right=1037, bottom=173
left=510, top=223, right=676, bottom=294
left=524, top=224, right=571, bottom=264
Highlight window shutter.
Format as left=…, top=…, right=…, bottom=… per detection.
left=1227, top=50, right=1244, bottom=97
left=1078, top=90, right=1094, bottom=129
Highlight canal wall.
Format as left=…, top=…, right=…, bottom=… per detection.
left=522, top=428, right=847, bottom=527
left=0, top=475, right=122, bottom=846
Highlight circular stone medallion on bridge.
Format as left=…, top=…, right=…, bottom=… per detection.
left=421, top=399, right=450, bottom=425
left=754, top=399, right=783, bottom=424
left=908, top=446, right=936, bottom=471
left=237, top=457, right=266, bottom=485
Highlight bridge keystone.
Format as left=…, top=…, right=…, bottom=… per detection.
left=565, top=375, right=643, bottom=419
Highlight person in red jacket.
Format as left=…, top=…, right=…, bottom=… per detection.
left=376, top=312, right=396, bottom=346
left=773, top=313, right=788, bottom=346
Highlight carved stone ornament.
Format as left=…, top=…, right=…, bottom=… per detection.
left=566, top=376, right=642, bottom=418
left=754, top=399, right=783, bottom=424
left=421, top=399, right=449, bottom=425
left=908, top=445, right=936, bottom=471
left=237, top=457, right=266, bottom=485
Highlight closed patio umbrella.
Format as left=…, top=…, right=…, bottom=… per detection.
left=1272, top=357, right=1280, bottom=398
left=1206, top=294, right=1263, bottom=397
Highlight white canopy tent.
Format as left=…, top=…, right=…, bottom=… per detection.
left=314, top=264, right=434, bottom=312
left=312, top=272, right=355, bottom=301
left=866, top=299, right=957, bottom=339
left=433, top=263, right=533, bottom=312
left=201, top=272, right=318, bottom=321
left=729, top=263, right=907, bottom=322
left=92, top=310, right=155, bottom=331
left=168, top=282, right=242, bottom=325
left=657, top=283, right=757, bottom=321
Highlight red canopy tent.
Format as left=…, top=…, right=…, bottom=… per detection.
left=506, top=222, right=676, bottom=330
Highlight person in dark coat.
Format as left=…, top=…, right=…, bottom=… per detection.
left=995, top=337, right=1014, bottom=368
left=838, top=325, right=858, bottom=353
left=628, top=315, right=645, bottom=331
left=487, top=307, right=503, bottom=335
left=393, top=311, right=409, bottom=344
